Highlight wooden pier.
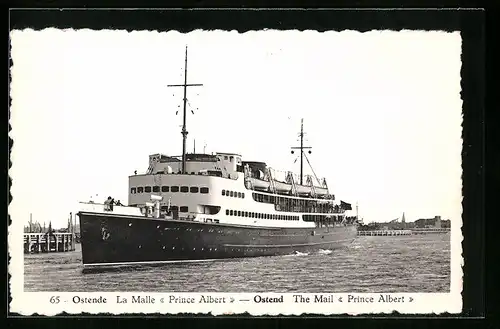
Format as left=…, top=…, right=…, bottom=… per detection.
left=358, top=230, right=412, bottom=236
left=24, top=233, right=76, bottom=254
left=357, top=228, right=450, bottom=236
left=410, top=228, right=450, bottom=235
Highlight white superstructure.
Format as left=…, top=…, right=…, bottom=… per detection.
left=125, top=152, right=350, bottom=229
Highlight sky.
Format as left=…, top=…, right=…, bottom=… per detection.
left=9, top=29, right=463, bottom=228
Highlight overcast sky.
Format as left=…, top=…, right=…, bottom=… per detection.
left=9, top=29, right=462, bottom=228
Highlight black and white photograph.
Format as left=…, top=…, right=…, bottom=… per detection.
left=9, top=23, right=464, bottom=315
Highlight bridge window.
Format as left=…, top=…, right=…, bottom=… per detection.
left=153, top=186, right=160, bottom=192
left=171, top=186, right=179, bottom=193
left=190, top=187, right=199, bottom=193
left=226, top=209, right=229, bottom=215
left=200, top=187, right=209, bottom=194
left=137, top=187, right=144, bottom=193
left=222, top=190, right=226, bottom=196
left=131, top=187, right=136, bottom=194
left=180, top=186, right=189, bottom=193
left=224, top=156, right=228, bottom=160
left=179, top=206, right=188, bottom=213
left=145, top=186, right=152, bottom=193
left=171, top=206, right=178, bottom=211
left=162, top=186, right=169, bottom=192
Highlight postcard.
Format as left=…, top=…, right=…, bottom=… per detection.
left=9, top=28, right=463, bottom=316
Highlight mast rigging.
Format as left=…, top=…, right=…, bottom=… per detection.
left=290, top=118, right=312, bottom=185
left=167, top=46, right=203, bottom=174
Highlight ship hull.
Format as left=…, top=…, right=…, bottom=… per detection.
left=79, top=212, right=357, bottom=268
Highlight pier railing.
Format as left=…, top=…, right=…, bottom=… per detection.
left=24, top=232, right=76, bottom=254
left=357, top=228, right=450, bottom=236
left=357, top=230, right=412, bottom=236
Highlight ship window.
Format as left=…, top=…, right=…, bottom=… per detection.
left=237, top=192, right=242, bottom=198
left=131, top=187, right=136, bottom=194
left=224, top=156, right=228, bottom=160
left=137, top=187, right=144, bottom=193
left=200, top=187, right=209, bottom=194
left=161, top=186, right=169, bottom=192
left=222, top=190, right=226, bottom=196
left=230, top=210, right=234, bottom=216
left=244, top=211, right=248, bottom=217
left=235, top=210, right=239, bottom=216
left=180, top=186, right=189, bottom=193
left=226, top=209, right=229, bottom=215
left=190, top=187, right=199, bottom=193
left=171, top=186, right=179, bottom=192
left=145, top=186, right=152, bottom=193
left=153, top=186, right=160, bottom=192
left=242, top=193, right=245, bottom=198
left=229, top=191, right=233, bottom=197
left=171, top=206, right=178, bottom=211
left=251, top=212, right=254, bottom=218
left=180, top=206, right=188, bottom=213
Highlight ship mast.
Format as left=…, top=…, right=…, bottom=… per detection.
left=291, top=118, right=312, bottom=185
left=167, top=46, right=203, bottom=174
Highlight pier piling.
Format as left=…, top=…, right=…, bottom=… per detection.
left=24, top=233, right=76, bottom=254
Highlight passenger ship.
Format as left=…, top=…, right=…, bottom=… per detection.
left=77, top=47, right=359, bottom=269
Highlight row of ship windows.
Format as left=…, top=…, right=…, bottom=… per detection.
left=161, top=205, right=189, bottom=213
left=225, top=209, right=300, bottom=221
left=221, top=190, right=245, bottom=198
left=131, top=186, right=209, bottom=194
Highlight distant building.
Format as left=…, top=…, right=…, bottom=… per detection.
left=414, top=216, right=450, bottom=228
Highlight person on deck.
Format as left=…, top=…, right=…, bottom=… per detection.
left=104, top=197, right=112, bottom=211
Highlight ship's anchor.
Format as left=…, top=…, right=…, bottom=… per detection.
left=101, top=226, right=110, bottom=241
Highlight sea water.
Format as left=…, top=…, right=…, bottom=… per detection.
left=23, top=234, right=450, bottom=292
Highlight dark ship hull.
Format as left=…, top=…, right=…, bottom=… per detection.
left=78, top=211, right=357, bottom=269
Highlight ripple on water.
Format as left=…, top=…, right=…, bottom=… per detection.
left=24, top=235, right=450, bottom=292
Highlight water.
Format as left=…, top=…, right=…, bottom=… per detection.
left=24, top=234, right=450, bottom=292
